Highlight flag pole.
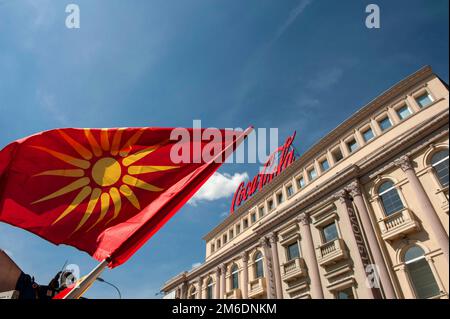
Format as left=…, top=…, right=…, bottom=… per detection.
left=63, top=258, right=109, bottom=299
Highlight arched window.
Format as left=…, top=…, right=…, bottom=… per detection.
left=189, top=286, right=196, bottom=299
left=230, top=264, right=239, bottom=290
left=378, top=181, right=404, bottom=216
left=206, top=278, right=214, bottom=299
left=431, top=150, right=449, bottom=187
left=254, top=251, right=264, bottom=279
left=404, top=246, right=440, bottom=298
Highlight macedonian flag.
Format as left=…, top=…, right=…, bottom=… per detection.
left=0, top=127, right=250, bottom=267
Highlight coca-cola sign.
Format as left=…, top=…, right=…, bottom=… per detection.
left=230, top=132, right=296, bottom=213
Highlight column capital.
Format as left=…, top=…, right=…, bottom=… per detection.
left=268, top=232, right=278, bottom=244
left=197, top=277, right=202, bottom=285
left=259, top=236, right=269, bottom=248
left=346, top=180, right=362, bottom=198
left=333, top=189, right=350, bottom=203
left=394, top=155, right=413, bottom=172
left=219, top=263, right=227, bottom=273
left=297, top=213, right=311, bottom=226
left=240, top=251, right=248, bottom=263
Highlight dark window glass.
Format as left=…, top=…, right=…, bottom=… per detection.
left=320, top=159, right=330, bottom=171
left=378, top=181, right=404, bottom=216
left=254, top=252, right=264, bottom=278
left=347, top=139, right=358, bottom=153
left=206, top=279, right=214, bottom=299
left=333, top=148, right=344, bottom=162
left=231, top=264, right=239, bottom=289
left=287, top=185, right=294, bottom=197
left=416, top=93, right=433, bottom=108
left=431, top=151, right=449, bottom=187
left=378, top=117, right=392, bottom=131
left=322, top=222, right=338, bottom=243
left=287, top=242, right=300, bottom=260
left=396, top=105, right=411, bottom=120
left=336, top=287, right=354, bottom=299
left=362, top=128, right=374, bottom=142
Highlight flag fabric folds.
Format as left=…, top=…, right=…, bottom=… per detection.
left=0, top=127, right=250, bottom=267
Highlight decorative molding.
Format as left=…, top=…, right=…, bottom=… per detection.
left=268, top=232, right=278, bottom=244
left=240, top=251, right=248, bottom=263
left=297, top=213, right=311, bottom=226
left=346, top=180, right=362, bottom=198
left=394, top=155, right=413, bottom=172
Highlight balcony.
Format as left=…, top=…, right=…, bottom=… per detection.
left=378, top=208, right=420, bottom=241
left=225, top=288, right=242, bottom=299
left=281, top=257, right=307, bottom=282
left=248, top=278, right=266, bottom=299
left=316, top=238, right=348, bottom=267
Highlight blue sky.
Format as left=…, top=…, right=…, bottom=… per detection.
left=0, top=0, right=448, bottom=298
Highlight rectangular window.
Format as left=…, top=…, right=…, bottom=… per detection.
left=258, top=206, right=265, bottom=218
left=308, top=168, right=317, bottom=181
left=250, top=212, right=256, bottom=223
left=362, top=127, right=374, bottom=142
left=217, top=239, right=221, bottom=248
left=267, top=199, right=274, bottom=211
left=332, top=148, right=344, bottom=163
left=276, top=192, right=284, bottom=204
left=378, top=116, right=392, bottom=131
left=286, top=184, right=294, bottom=197
left=322, top=222, right=338, bottom=243
left=336, top=287, right=354, bottom=299
left=320, top=159, right=330, bottom=172
left=211, top=244, right=215, bottom=253
left=243, top=218, right=248, bottom=229
left=229, top=229, right=234, bottom=239
left=415, top=92, right=433, bottom=108
left=396, top=105, right=412, bottom=120
left=297, top=176, right=305, bottom=189
left=346, top=138, right=358, bottom=153
left=236, top=224, right=241, bottom=235
left=223, top=234, right=227, bottom=244
left=287, top=242, right=300, bottom=261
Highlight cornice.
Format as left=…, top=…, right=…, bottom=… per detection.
left=203, top=65, right=435, bottom=241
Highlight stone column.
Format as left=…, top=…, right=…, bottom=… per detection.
left=268, top=232, right=283, bottom=299
left=347, top=181, right=397, bottom=299
left=394, top=155, right=449, bottom=264
left=260, top=237, right=276, bottom=299
left=180, top=281, right=188, bottom=299
left=220, top=263, right=226, bottom=299
left=215, top=266, right=221, bottom=299
left=297, top=213, right=324, bottom=299
left=335, top=190, right=376, bottom=299
left=241, top=252, right=249, bottom=299
left=197, top=277, right=203, bottom=299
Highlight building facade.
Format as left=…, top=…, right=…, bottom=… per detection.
left=161, top=66, right=449, bottom=299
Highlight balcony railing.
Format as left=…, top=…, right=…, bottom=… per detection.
left=316, top=238, right=348, bottom=267
left=378, top=208, right=420, bottom=241
left=225, top=288, right=242, bottom=299
left=248, top=278, right=266, bottom=298
left=281, top=257, right=307, bottom=282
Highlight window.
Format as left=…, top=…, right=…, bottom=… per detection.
left=217, top=239, right=221, bottom=248
left=404, top=246, right=440, bottom=298
left=346, top=138, right=358, bottom=153
left=230, top=264, right=239, bottom=290
left=211, top=243, right=215, bottom=253
left=258, top=206, right=265, bottom=218
left=223, top=234, right=227, bottom=244
left=362, top=127, right=374, bottom=142
left=320, top=158, right=330, bottom=172
left=415, top=92, right=433, bottom=108
left=229, top=229, right=234, bottom=239
left=254, top=251, right=264, bottom=279
left=378, top=116, right=392, bottom=131
left=286, top=184, right=294, bottom=197
left=276, top=192, right=284, bottom=204
left=267, top=199, right=274, bottom=211
left=243, top=218, right=248, bottom=229
left=322, top=222, right=338, bottom=243
left=396, top=105, right=412, bottom=120
left=236, top=224, right=241, bottom=235
left=431, top=150, right=449, bottom=187
left=250, top=212, right=256, bottom=223
left=206, top=278, right=214, bottom=299
left=336, top=287, right=354, bottom=299
left=378, top=181, right=404, bottom=216
left=308, top=167, right=317, bottom=181
left=297, top=176, right=305, bottom=189
left=189, top=286, right=196, bottom=299
left=286, top=242, right=300, bottom=261
left=332, top=147, right=344, bottom=163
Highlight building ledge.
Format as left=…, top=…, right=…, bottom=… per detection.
left=281, top=257, right=307, bottom=282
left=378, top=208, right=421, bottom=241
left=248, top=278, right=266, bottom=299
left=316, top=239, right=348, bottom=267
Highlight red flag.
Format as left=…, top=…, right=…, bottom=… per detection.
left=0, top=127, right=251, bottom=267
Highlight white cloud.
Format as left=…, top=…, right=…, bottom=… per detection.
left=191, top=262, right=202, bottom=269
left=274, top=0, right=313, bottom=41
left=188, top=172, right=248, bottom=206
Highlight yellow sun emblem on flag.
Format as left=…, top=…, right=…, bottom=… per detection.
left=31, top=129, right=177, bottom=233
